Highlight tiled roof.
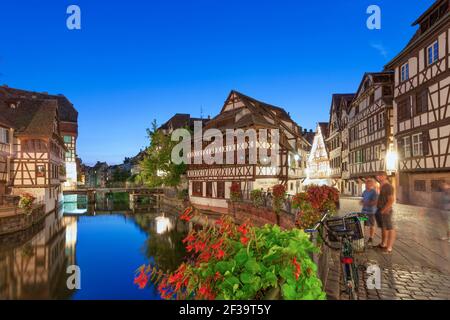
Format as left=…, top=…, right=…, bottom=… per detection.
left=0, top=96, right=58, bottom=137
left=0, top=85, right=77, bottom=123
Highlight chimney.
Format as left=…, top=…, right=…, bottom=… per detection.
left=309, top=129, right=313, bottom=133
left=207, top=115, right=211, bottom=120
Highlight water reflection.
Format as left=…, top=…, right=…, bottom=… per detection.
left=0, top=196, right=189, bottom=300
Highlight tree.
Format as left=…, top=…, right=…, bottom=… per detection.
left=139, top=120, right=187, bottom=188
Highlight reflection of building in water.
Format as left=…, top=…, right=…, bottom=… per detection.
left=0, top=208, right=74, bottom=299
left=64, top=216, right=78, bottom=266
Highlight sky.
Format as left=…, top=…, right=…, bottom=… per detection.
left=0, top=0, right=434, bottom=165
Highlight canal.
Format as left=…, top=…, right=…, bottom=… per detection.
left=0, top=194, right=189, bottom=299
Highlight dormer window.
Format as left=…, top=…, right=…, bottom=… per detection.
left=428, top=41, right=439, bottom=65
left=401, top=62, right=409, bottom=82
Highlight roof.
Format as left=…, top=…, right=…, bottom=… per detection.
left=318, top=122, right=329, bottom=139
left=0, top=96, right=58, bottom=137
left=385, top=1, right=450, bottom=69
left=329, top=94, right=355, bottom=130
left=412, top=0, right=446, bottom=26
left=0, top=85, right=78, bottom=123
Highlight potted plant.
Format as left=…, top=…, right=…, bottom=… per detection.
left=134, top=209, right=326, bottom=300
left=19, top=193, right=36, bottom=215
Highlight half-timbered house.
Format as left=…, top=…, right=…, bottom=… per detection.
left=326, top=94, right=354, bottom=192
left=346, top=72, right=394, bottom=196
left=186, top=91, right=311, bottom=212
left=0, top=86, right=78, bottom=190
left=304, top=123, right=331, bottom=187
left=0, top=115, right=13, bottom=199
left=0, top=96, right=67, bottom=214
left=385, top=0, right=450, bottom=207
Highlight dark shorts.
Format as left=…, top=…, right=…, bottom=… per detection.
left=364, top=214, right=376, bottom=227
left=375, top=209, right=395, bottom=230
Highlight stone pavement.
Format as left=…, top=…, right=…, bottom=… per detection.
left=325, top=198, right=450, bottom=300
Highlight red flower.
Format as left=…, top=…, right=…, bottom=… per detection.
left=237, top=224, right=248, bottom=236
left=180, top=207, right=195, bottom=221
left=134, top=269, right=148, bottom=289
left=215, top=249, right=225, bottom=260
left=183, top=234, right=196, bottom=244
left=240, top=236, right=249, bottom=245
left=211, top=239, right=223, bottom=250
left=292, top=257, right=302, bottom=280
left=214, top=272, right=222, bottom=281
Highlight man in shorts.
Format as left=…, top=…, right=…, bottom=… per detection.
left=361, top=177, right=378, bottom=246
left=375, top=174, right=396, bottom=254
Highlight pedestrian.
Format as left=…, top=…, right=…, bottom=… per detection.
left=375, top=174, right=396, bottom=254
left=439, top=182, right=450, bottom=243
left=361, top=177, right=378, bottom=246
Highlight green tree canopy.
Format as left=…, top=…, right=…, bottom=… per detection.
left=139, top=120, right=187, bottom=188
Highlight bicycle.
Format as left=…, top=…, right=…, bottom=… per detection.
left=306, top=211, right=368, bottom=300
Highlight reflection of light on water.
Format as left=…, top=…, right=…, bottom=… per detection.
left=155, top=216, right=173, bottom=234
left=65, top=217, right=78, bottom=247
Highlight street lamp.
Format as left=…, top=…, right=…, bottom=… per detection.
left=386, top=146, right=398, bottom=173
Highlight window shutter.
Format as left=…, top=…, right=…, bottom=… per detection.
left=422, top=131, right=430, bottom=155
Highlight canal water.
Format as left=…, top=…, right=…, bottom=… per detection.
left=0, top=194, right=188, bottom=300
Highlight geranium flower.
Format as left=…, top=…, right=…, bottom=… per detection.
left=215, top=249, right=225, bottom=260
left=292, top=257, right=302, bottom=280
left=240, top=236, right=249, bottom=245
left=134, top=269, right=148, bottom=289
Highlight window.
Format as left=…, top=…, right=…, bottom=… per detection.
left=416, top=90, right=428, bottom=115
left=401, top=63, right=409, bottom=82
left=378, top=112, right=385, bottom=130
left=368, top=117, right=375, bottom=134
left=206, top=182, right=213, bottom=198
left=404, top=136, right=412, bottom=158
left=398, top=98, right=411, bottom=121
left=428, top=41, right=439, bottom=65
left=0, top=127, right=9, bottom=144
left=412, top=133, right=423, bottom=157
left=63, top=135, right=72, bottom=143
left=36, top=165, right=46, bottom=178
left=192, top=182, right=203, bottom=197
left=431, top=180, right=445, bottom=192
left=217, top=182, right=225, bottom=199
left=414, top=180, right=426, bottom=192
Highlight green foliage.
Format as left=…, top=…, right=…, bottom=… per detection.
left=250, top=189, right=264, bottom=208
left=139, top=213, right=326, bottom=300
left=139, top=120, right=187, bottom=188
left=111, top=167, right=131, bottom=183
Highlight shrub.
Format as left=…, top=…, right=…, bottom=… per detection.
left=272, top=184, right=286, bottom=214
left=230, top=182, right=242, bottom=202
left=250, top=189, right=264, bottom=208
left=134, top=209, right=326, bottom=300
left=19, top=193, right=36, bottom=215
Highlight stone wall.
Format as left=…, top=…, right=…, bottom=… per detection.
left=229, top=202, right=296, bottom=229
left=0, top=204, right=46, bottom=236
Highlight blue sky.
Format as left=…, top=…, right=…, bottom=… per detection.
left=0, top=0, right=433, bottom=165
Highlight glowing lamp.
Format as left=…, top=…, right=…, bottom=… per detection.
left=386, top=150, right=398, bottom=173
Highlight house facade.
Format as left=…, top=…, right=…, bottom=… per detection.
left=385, top=0, right=450, bottom=207
left=305, top=123, right=331, bottom=187
left=326, top=94, right=354, bottom=192
left=346, top=72, right=395, bottom=196
left=0, top=95, right=67, bottom=214
left=186, top=91, right=311, bottom=212
left=0, top=86, right=78, bottom=190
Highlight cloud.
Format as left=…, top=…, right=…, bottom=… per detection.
left=370, top=43, right=388, bottom=58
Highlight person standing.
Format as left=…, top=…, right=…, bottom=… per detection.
left=375, top=174, right=396, bottom=254
left=440, top=182, right=450, bottom=243
left=361, top=178, right=378, bottom=246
